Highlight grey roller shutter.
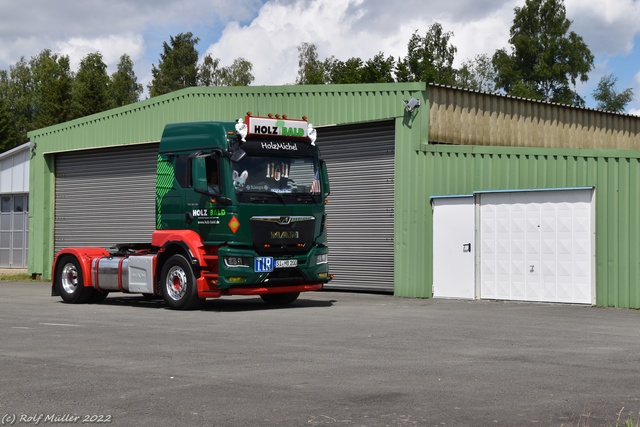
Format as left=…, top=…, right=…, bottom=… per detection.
left=318, top=121, right=395, bottom=292
left=54, top=144, right=158, bottom=255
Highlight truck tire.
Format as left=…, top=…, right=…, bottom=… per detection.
left=55, top=256, right=94, bottom=304
left=90, top=290, right=109, bottom=303
left=160, top=254, right=203, bottom=310
left=260, top=292, right=300, bottom=305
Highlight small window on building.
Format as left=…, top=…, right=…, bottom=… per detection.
left=0, top=197, right=11, bottom=213
left=14, top=195, right=25, bottom=212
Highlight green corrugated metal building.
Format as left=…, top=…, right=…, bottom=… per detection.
left=27, top=83, right=640, bottom=308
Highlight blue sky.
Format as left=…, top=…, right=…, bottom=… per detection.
left=1, top=0, right=639, bottom=115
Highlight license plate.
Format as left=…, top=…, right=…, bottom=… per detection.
left=254, top=257, right=298, bottom=272
left=275, top=259, right=298, bottom=268
left=254, top=257, right=274, bottom=272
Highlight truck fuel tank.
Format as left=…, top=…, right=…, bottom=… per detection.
left=91, top=255, right=155, bottom=294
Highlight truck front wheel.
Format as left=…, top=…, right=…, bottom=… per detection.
left=160, top=254, right=203, bottom=310
left=55, top=256, right=93, bottom=304
left=260, top=292, right=300, bottom=305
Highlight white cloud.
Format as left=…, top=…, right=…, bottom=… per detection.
left=57, top=34, right=145, bottom=73
left=565, top=0, right=640, bottom=56
left=1, top=0, right=640, bottom=110
left=204, top=0, right=519, bottom=85
left=0, top=0, right=261, bottom=72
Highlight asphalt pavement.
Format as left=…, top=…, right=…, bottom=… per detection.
left=1, top=281, right=640, bottom=427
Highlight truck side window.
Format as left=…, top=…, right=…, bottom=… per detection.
left=174, top=156, right=190, bottom=188
left=206, top=158, right=219, bottom=195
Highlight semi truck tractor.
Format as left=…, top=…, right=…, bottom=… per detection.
left=52, top=113, right=331, bottom=309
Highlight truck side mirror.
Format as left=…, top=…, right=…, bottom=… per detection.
left=320, top=159, right=330, bottom=197
left=231, top=148, right=246, bottom=163
left=192, top=157, right=208, bottom=193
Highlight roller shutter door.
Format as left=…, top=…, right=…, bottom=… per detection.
left=54, top=144, right=158, bottom=255
left=318, top=121, right=395, bottom=292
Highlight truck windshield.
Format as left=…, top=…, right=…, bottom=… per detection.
left=231, top=155, right=321, bottom=204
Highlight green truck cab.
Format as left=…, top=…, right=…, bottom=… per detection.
left=52, top=114, right=331, bottom=309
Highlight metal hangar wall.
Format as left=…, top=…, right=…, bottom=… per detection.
left=26, top=83, right=640, bottom=308
left=27, top=83, right=428, bottom=292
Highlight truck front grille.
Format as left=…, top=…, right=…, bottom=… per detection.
left=250, top=216, right=315, bottom=255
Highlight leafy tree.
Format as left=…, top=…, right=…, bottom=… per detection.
left=296, top=42, right=326, bottom=85
left=492, top=0, right=594, bottom=105
left=71, top=52, right=110, bottom=118
left=361, top=53, right=396, bottom=83
left=0, top=70, right=8, bottom=100
left=325, top=57, right=363, bottom=84
left=396, top=23, right=458, bottom=85
left=109, top=54, right=143, bottom=107
left=456, top=54, right=497, bottom=92
left=220, top=58, right=254, bottom=86
left=198, top=55, right=255, bottom=87
left=0, top=97, right=15, bottom=152
left=30, top=50, right=73, bottom=128
left=592, top=74, right=634, bottom=113
left=3, top=57, right=33, bottom=148
left=149, top=32, right=200, bottom=97
left=199, top=54, right=223, bottom=87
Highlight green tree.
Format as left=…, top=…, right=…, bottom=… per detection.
left=149, top=32, right=200, bottom=97
left=71, top=52, right=110, bottom=118
left=592, top=74, right=634, bottom=113
left=396, top=23, right=458, bottom=85
left=199, top=54, right=223, bottom=86
left=220, top=58, right=254, bottom=86
left=361, top=53, right=396, bottom=83
left=109, top=54, right=143, bottom=107
left=0, top=97, right=16, bottom=152
left=3, top=57, right=33, bottom=148
left=30, top=50, right=73, bottom=129
left=0, top=70, right=7, bottom=100
left=456, top=54, right=497, bottom=92
left=325, top=57, right=363, bottom=84
left=492, top=0, right=594, bottom=105
left=296, top=42, right=326, bottom=85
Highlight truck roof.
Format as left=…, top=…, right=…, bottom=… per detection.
left=159, top=121, right=236, bottom=153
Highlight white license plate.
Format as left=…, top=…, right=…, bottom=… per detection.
left=275, top=259, right=298, bottom=268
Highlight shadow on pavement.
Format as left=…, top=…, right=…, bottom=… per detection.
left=91, top=294, right=335, bottom=312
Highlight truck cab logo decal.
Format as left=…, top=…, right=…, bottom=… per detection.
left=278, top=216, right=291, bottom=225
left=260, top=142, right=298, bottom=151
left=247, top=116, right=309, bottom=139
left=228, top=216, right=240, bottom=233
left=254, top=125, right=278, bottom=135
left=271, top=231, right=299, bottom=239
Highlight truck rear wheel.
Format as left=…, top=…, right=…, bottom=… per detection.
left=160, top=254, right=203, bottom=310
left=260, top=292, right=300, bottom=305
left=55, top=256, right=94, bottom=304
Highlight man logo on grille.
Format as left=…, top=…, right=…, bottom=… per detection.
left=279, top=216, right=291, bottom=225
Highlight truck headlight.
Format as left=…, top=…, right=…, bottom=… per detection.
left=224, top=257, right=250, bottom=268
left=316, top=254, right=328, bottom=265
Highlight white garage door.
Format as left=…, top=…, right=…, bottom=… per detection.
left=479, top=189, right=594, bottom=304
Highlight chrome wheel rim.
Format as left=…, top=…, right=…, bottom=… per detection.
left=165, top=266, right=187, bottom=301
left=61, top=263, right=78, bottom=294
